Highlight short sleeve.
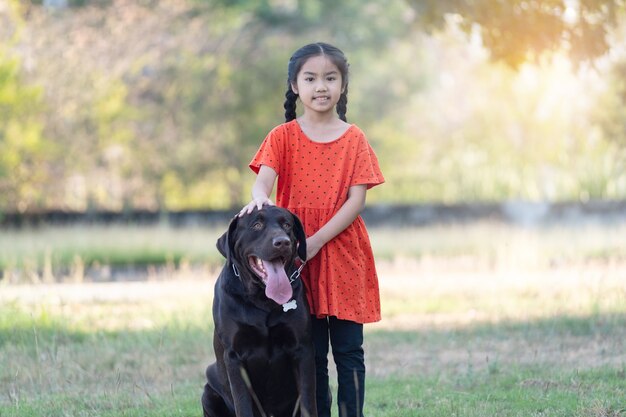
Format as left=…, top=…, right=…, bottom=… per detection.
left=249, top=126, right=284, bottom=174
left=351, top=135, right=385, bottom=189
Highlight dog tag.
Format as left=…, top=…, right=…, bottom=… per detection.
left=282, top=299, right=297, bottom=312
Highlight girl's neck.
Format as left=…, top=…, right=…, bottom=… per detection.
left=296, top=115, right=351, bottom=143
left=297, top=113, right=344, bottom=128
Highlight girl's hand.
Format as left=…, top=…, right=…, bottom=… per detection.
left=239, top=165, right=278, bottom=217
left=305, top=235, right=324, bottom=261
left=238, top=197, right=274, bottom=217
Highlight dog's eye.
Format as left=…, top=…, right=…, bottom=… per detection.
left=252, top=221, right=264, bottom=231
left=282, top=222, right=292, bottom=231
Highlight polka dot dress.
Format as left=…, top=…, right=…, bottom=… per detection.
left=249, top=120, right=385, bottom=323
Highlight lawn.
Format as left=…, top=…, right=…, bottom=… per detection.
left=0, top=223, right=625, bottom=416
left=2, top=221, right=626, bottom=282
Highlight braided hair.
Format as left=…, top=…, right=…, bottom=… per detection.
left=283, top=42, right=350, bottom=122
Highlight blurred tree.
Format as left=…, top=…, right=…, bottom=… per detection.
left=589, top=54, right=626, bottom=197
left=0, top=0, right=51, bottom=212
left=128, top=0, right=415, bottom=209
left=122, top=4, right=272, bottom=210
left=22, top=0, right=101, bottom=8
left=4, top=0, right=626, bottom=212
left=594, top=64, right=623, bottom=136
left=407, top=0, right=625, bottom=66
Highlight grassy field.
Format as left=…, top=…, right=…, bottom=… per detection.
left=0, top=223, right=625, bottom=416
left=2, top=221, right=626, bottom=282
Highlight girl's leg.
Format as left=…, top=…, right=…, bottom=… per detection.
left=329, top=317, right=365, bottom=417
left=312, top=316, right=332, bottom=417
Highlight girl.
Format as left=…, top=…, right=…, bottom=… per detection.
left=240, top=42, right=384, bottom=417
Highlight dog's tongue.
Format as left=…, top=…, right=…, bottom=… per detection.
left=263, top=260, right=292, bottom=305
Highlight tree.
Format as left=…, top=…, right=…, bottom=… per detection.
left=407, top=0, right=625, bottom=66
left=0, top=0, right=50, bottom=212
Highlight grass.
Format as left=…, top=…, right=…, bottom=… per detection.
left=0, top=299, right=210, bottom=417
left=0, top=224, right=225, bottom=282
left=367, top=367, right=626, bottom=417
left=2, top=221, right=626, bottom=282
left=1, top=253, right=625, bottom=417
left=0, top=222, right=625, bottom=415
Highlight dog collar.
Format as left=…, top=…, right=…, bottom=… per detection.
left=231, top=262, right=303, bottom=313
left=281, top=263, right=305, bottom=313
left=288, top=262, right=305, bottom=283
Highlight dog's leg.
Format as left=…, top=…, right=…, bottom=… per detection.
left=202, top=383, right=230, bottom=417
left=224, top=352, right=261, bottom=417
left=293, top=347, right=318, bottom=417
left=202, top=365, right=235, bottom=417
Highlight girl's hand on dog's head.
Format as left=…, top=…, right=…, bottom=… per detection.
left=238, top=198, right=274, bottom=217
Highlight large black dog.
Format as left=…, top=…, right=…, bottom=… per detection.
left=202, top=206, right=317, bottom=417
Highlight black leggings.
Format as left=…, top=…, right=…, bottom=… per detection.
left=312, top=316, right=365, bottom=417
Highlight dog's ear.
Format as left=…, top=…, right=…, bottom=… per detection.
left=291, top=212, right=307, bottom=262
left=216, top=231, right=229, bottom=258
left=216, top=215, right=239, bottom=259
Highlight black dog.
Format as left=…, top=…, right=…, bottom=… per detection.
left=202, top=206, right=317, bottom=417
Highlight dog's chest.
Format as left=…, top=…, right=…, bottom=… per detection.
left=233, top=321, right=297, bottom=352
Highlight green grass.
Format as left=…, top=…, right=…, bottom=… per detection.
left=2, top=222, right=626, bottom=282
left=4, top=367, right=624, bottom=417
left=0, top=224, right=225, bottom=280
left=1, top=222, right=624, bottom=415
left=369, top=222, right=626, bottom=268
left=367, top=367, right=626, bottom=417
left=0, top=302, right=211, bottom=417
left=1, top=267, right=625, bottom=417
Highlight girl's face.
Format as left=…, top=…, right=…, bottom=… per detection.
left=291, top=55, right=345, bottom=118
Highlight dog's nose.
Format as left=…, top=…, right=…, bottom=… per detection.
left=272, top=236, right=291, bottom=249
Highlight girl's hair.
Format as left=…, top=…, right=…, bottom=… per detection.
left=284, top=42, right=350, bottom=122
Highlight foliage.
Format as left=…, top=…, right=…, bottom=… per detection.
left=593, top=54, right=626, bottom=147
left=407, top=0, right=626, bottom=67
left=2, top=0, right=626, bottom=211
left=0, top=38, right=49, bottom=211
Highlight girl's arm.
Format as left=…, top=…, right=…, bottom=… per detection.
left=306, top=184, right=367, bottom=260
left=239, top=165, right=278, bottom=216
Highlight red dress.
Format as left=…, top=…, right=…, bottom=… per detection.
left=250, top=120, right=385, bottom=323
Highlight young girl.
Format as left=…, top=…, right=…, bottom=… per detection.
left=240, top=42, right=384, bottom=417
